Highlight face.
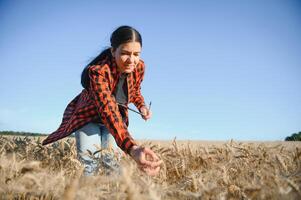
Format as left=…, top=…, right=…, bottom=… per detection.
left=111, top=41, right=141, bottom=73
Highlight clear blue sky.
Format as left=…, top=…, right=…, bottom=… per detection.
left=1, top=0, right=300, bottom=140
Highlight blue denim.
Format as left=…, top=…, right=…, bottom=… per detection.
left=75, top=122, right=120, bottom=176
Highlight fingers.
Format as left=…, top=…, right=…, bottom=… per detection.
left=140, top=148, right=163, bottom=168
left=151, top=160, right=163, bottom=168
left=139, top=164, right=161, bottom=176
left=140, top=107, right=147, bottom=115
left=133, top=145, right=163, bottom=176
left=140, top=159, right=163, bottom=168
left=140, top=107, right=148, bottom=116
left=142, top=166, right=160, bottom=176
left=143, top=147, right=159, bottom=161
left=140, top=107, right=152, bottom=120
left=145, top=110, right=152, bottom=119
left=139, top=158, right=154, bottom=166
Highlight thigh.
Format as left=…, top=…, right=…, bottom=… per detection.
left=75, top=122, right=101, bottom=155
left=100, top=124, right=117, bottom=150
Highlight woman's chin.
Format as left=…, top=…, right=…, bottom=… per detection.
left=124, top=68, right=134, bottom=73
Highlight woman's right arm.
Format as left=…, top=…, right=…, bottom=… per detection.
left=88, top=65, right=136, bottom=154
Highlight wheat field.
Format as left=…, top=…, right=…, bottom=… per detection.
left=0, top=135, right=300, bottom=200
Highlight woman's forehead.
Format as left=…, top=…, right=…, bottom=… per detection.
left=119, top=42, right=141, bottom=52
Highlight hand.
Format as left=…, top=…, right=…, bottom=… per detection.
left=140, top=106, right=152, bottom=121
left=130, top=145, right=163, bottom=176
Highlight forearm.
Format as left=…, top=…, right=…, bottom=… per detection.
left=132, top=63, right=146, bottom=110
left=132, top=92, right=146, bottom=111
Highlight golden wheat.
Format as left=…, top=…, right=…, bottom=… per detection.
left=0, top=135, right=300, bottom=199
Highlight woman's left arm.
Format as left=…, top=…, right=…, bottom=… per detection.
left=132, top=61, right=146, bottom=111
left=132, top=61, right=152, bottom=120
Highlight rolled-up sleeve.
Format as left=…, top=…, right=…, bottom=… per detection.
left=132, top=62, right=146, bottom=111
left=89, top=65, right=136, bottom=154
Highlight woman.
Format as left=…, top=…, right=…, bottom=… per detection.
left=42, top=26, right=162, bottom=176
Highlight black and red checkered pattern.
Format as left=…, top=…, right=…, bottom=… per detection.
left=42, top=55, right=146, bottom=154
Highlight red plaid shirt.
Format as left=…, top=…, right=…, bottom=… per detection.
left=42, top=55, right=146, bottom=154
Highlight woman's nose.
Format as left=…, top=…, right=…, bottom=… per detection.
left=128, top=54, right=135, bottom=63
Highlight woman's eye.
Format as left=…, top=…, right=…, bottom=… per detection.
left=120, top=52, right=140, bottom=57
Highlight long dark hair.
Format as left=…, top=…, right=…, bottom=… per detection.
left=81, top=25, right=143, bottom=89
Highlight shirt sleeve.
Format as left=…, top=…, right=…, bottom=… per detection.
left=132, top=62, right=146, bottom=111
left=88, top=65, right=137, bottom=154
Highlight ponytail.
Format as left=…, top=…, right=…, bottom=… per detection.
left=81, top=48, right=111, bottom=90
